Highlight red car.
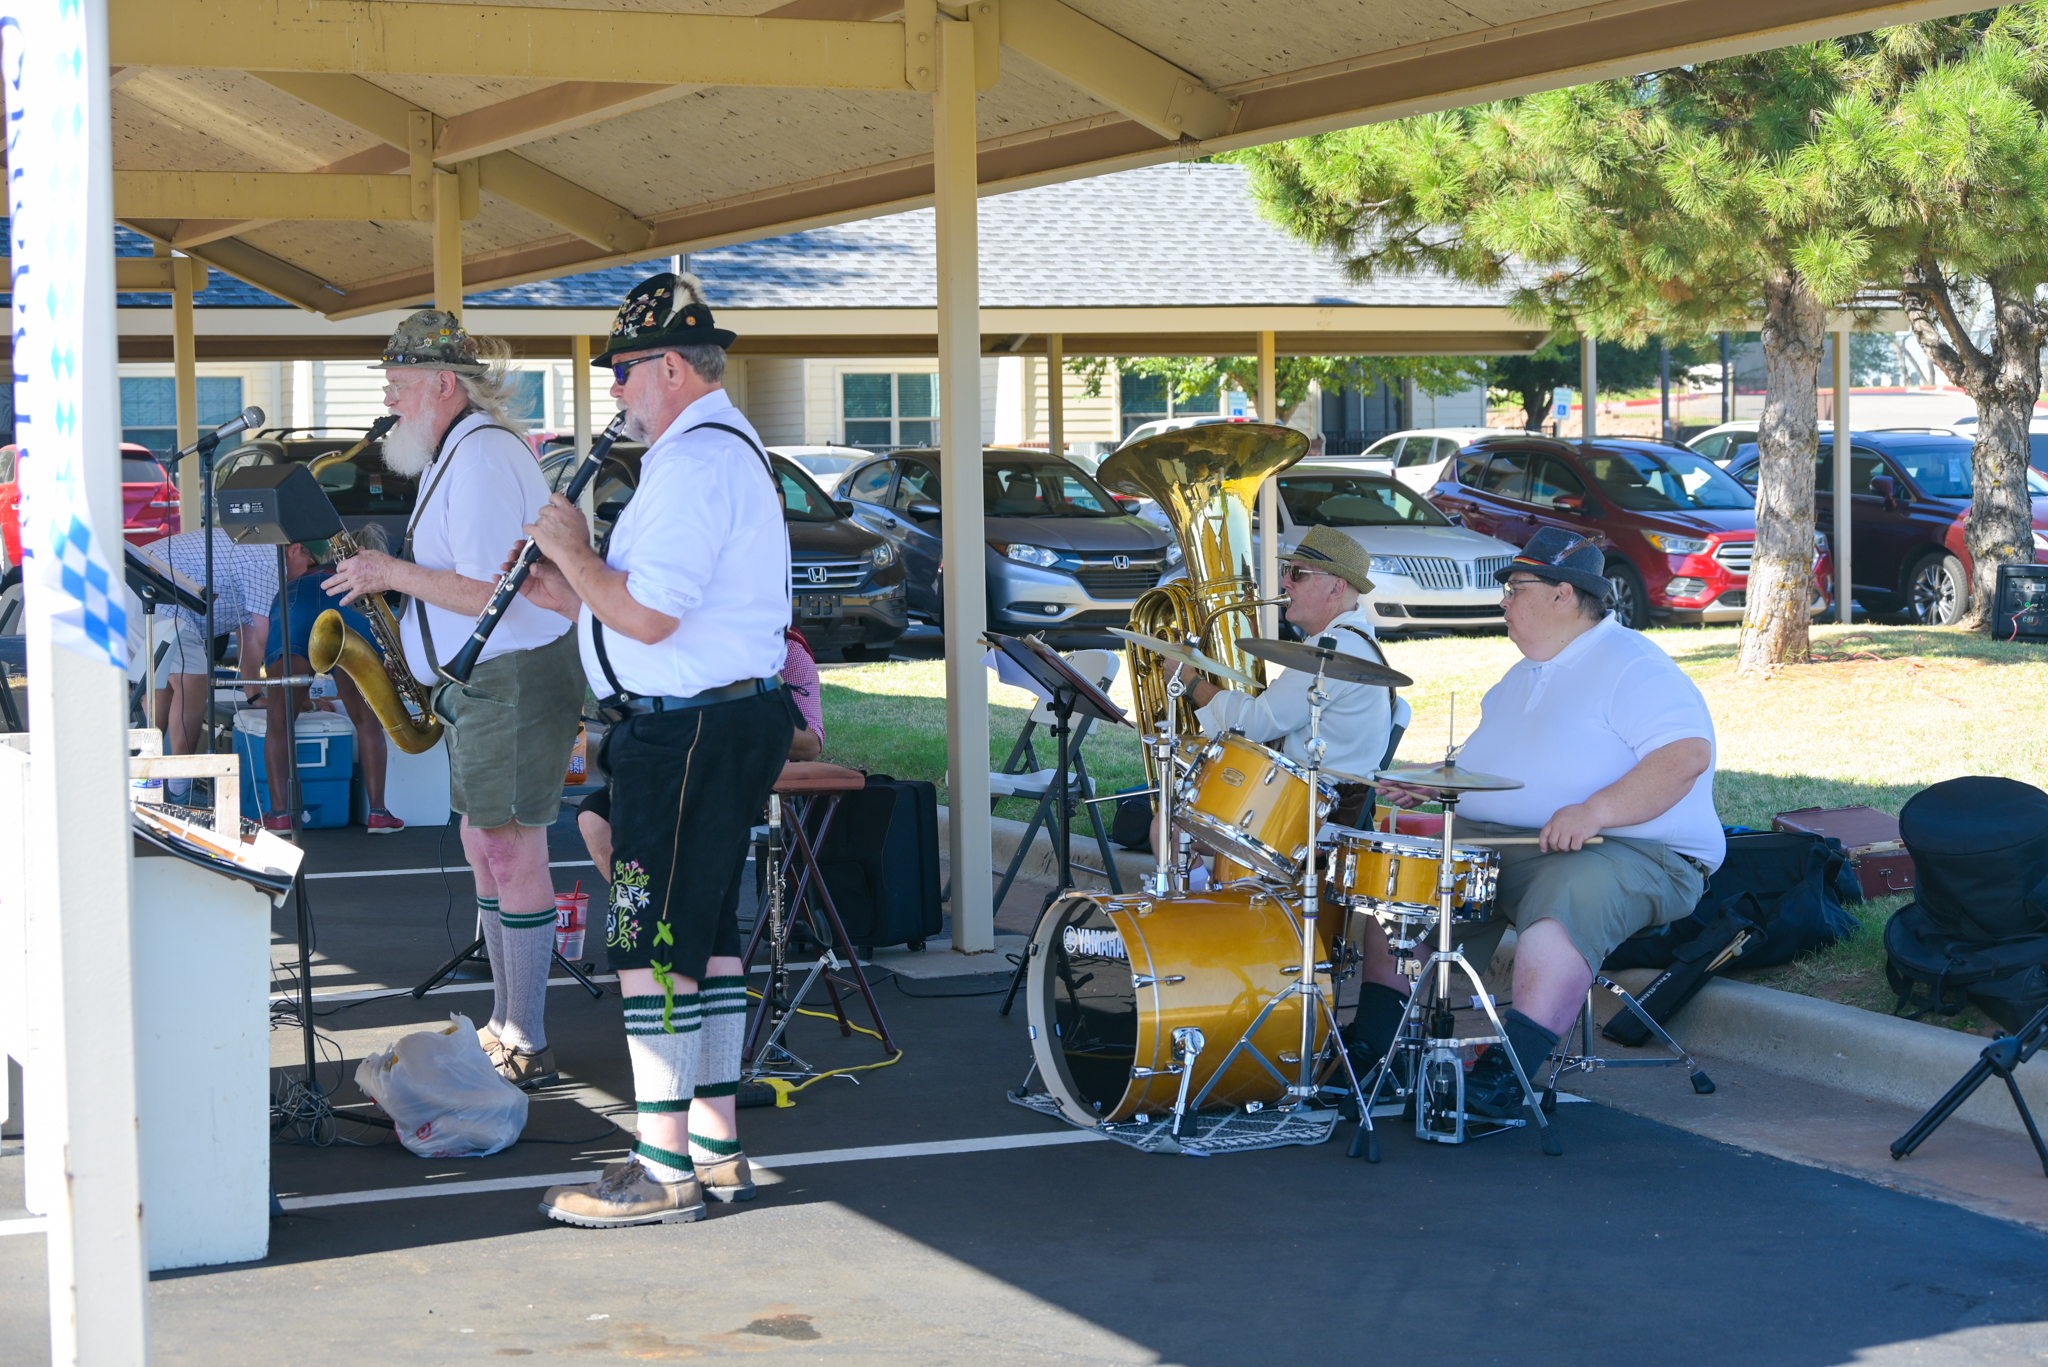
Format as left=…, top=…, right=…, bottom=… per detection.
left=1427, top=435, right=1832, bottom=629
left=0, top=442, right=180, bottom=583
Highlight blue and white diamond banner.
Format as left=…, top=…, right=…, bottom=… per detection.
left=5, top=1, right=127, bottom=671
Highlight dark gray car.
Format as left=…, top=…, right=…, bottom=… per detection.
left=837, top=447, right=1178, bottom=643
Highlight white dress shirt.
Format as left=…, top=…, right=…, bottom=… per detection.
left=1195, top=607, right=1395, bottom=779
left=397, top=411, right=571, bottom=681
left=1454, top=614, right=1724, bottom=869
left=576, top=389, right=791, bottom=699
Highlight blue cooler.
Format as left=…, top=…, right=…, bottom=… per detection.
left=233, top=710, right=357, bottom=828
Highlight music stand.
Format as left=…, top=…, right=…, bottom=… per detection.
left=987, top=631, right=1129, bottom=1016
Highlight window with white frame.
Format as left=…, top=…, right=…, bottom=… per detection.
left=842, top=373, right=937, bottom=449
left=121, top=376, right=244, bottom=454
left=1118, top=370, right=1219, bottom=438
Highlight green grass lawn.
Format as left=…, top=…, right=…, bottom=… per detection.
left=817, top=624, right=2048, bottom=1031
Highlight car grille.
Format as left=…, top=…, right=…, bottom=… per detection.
left=1394, top=556, right=1464, bottom=590
left=1406, top=604, right=1505, bottom=620
left=1073, top=565, right=1164, bottom=599
left=1717, top=590, right=1747, bottom=608
left=791, top=558, right=868, bottom=591
left=1067, top=608, right=1138, bottom=626
left=1470, top=555, right=1513, bottom=585
left=1713, top=540, right=1753, bottom=575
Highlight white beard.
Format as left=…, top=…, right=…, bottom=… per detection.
left=622, top=404, right=653, bottom=444
left=381, top=414, right=436, bottom=478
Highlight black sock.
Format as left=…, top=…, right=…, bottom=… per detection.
left=1341, top=982, right=1411, bottom=1067
left=1502, top=1009, right=1559, bottom=1082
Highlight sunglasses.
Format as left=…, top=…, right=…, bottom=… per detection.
left=610, top=353, right=669, bottom=385
left=1283, top=565, right=1336, bottom=585
left=1499, top=576, right=1557, bottom=600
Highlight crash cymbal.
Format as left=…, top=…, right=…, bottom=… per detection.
left=1234, top=636, right=1414, bottom=689
left=1373, top=761, right=1525, bottom=794
left=1109, top=627, right=1258, bottom=690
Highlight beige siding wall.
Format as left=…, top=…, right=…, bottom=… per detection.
left=744, top=358, right=808, bottom=445
left=798, top=357, right=1000, bottom=447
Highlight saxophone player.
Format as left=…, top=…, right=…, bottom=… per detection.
left=323, top=310, right=585, bottom=1090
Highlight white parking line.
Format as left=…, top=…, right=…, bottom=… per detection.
left=305, top=860, right=595, bottom=881
left=277, top=1130, right=1108, bottom=1212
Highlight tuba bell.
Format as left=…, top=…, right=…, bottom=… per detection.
left=1094, top=423, right=1308, bottom=777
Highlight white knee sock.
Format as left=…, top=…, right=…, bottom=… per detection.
left=692, top=975, right=748, bottom=1106
left=476, top=897, right=505, bottom=1036
left=496, top=900, right=556, bottom=1053
left=625, top=989, right=703, bottom=1182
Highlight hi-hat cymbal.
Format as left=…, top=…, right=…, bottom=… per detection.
left=1234, top=636, right=1414, bottom=689
left=1108, top=628, right=1258, bottom=690
left=1373, top=761, right=1525, bottom=794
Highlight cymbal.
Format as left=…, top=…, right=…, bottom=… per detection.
left=1373, top=761, right=1525, bottom=794
left=1233, top=636, right=1414, bottom=689
left=1108, top=627, right=1258, bottom=690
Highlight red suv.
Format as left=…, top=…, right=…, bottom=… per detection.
left=0, top=442, right=180, bottom=585
left=1427, top=435, right=1832, bottom=629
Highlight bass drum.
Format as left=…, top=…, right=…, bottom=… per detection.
left=1026, top=888, right=1328, bottom=1127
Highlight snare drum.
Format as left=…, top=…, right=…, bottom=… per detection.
left=1173, top=734, right=1332, bottom=882
left=1025, top=888, right=1329, bottom=1126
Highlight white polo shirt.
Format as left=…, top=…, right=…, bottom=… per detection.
left=1454, top=615, right=1724, bottom=869
left=1195, top=607, right=1395, bottom=779
left=576, top=389, right=790, bottom=699
left=397, top=411, right=572, bottom=681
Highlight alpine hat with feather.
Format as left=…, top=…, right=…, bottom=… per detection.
left=592, top=271, right=736, bottom=364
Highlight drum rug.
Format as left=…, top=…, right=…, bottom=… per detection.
left=1007, top=1090, right=1341, bottom=1156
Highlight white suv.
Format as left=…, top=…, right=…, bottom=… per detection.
left=1363, top=428, right=1523, bottom=489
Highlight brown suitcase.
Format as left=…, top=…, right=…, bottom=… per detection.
left=1771, top=805, right=1917, bottom=899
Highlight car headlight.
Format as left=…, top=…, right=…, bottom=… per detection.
left=1646, top=532, right=1709, bottom=555
left=1165, top=542, right=1183, bottom=565
left=1002, top=542, right=1061, bottom=568
left=1367, top=555, right=1405, bottom=575
left=869, top=541, right=895, bottom=568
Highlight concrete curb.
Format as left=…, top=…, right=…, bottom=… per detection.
left=935, top=804, right=1155, bottom=899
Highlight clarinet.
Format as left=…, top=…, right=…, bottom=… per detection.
left=440, top=410, right=630, bottom=685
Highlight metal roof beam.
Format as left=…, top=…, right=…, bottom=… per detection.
left=999, top=0, right=1233, bottom=141
left=112, top=0, right=916, bottom=89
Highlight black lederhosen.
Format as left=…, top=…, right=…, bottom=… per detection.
left=598, top=688, right=794, bottom=979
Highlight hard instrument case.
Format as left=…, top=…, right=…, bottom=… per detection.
left=1772, top=805, right=1916, bottom=900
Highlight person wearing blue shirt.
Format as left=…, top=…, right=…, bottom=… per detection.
left=262, top=538, right=400, bottom=833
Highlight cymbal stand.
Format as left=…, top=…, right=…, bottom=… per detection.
left=746, top=792, right=814, bottom=1080
left=1349, top=786, right=1560, bottom=1161
left=1183, top=661, right=1369, bottom=1132
left=1147, top=661, right=1189, bottom=898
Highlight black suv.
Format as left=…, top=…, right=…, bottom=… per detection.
left=538, top=439, right=907, bottom=659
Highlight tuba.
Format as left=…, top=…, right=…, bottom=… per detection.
left=1094, top=423, right=1308, bottom=776
left=302, top=416, right=446, bottom=755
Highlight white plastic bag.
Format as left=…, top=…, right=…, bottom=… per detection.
left=354, top=1013, right=529, bottom=1158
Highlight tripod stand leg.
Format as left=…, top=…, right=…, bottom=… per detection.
left=1998, top=1068, right=2048, bottom=1178
left=413, top=936, right=489, bottom=998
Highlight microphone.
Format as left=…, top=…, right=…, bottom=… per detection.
left=180, top=405, right=266, bottom=460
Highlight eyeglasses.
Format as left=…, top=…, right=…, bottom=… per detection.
left=610, top=353, right=669, bottom=385
left=1498, top=576, right=1555, bottom=600
left=1283, top=565, right=1335, bottom=585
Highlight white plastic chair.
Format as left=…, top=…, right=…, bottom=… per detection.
left=988, top=647, right=1124, bottom=907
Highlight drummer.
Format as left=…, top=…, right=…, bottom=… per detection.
left=1186, top=525, right=1396, bottom=829
left=1366, top=527, right=1722, bottom=1117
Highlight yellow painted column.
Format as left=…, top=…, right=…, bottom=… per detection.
left=1257, top=330, right=1279, bottom=638
left=935, top=15, right=992, bottom=954
left=171, top=252, right=201, bottom=528
left=1833, top=326, right=1853, bottom=625
left=1047, top=332, right=1064, bottom=460
left=433, top=172, right=464, bottom=322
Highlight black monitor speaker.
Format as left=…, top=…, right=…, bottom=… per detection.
left=216, top=463, right=343, bottom=546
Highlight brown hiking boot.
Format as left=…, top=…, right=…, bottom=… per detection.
left=483, top=1037, right=559, bottom=1090
left=539, top=1159, right=705, bottom=1228
left=694, top=1152, right=756, bottom=1203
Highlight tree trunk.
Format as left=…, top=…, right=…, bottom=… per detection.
left=1948, top=281, right=2036, bottom=631
left=1735, top=270, right=1824, bottom=677
left=1522, top=386, right=1552, bottom=432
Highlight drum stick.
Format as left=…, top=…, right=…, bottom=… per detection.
left=1459, top=836, right=1605, bottom=846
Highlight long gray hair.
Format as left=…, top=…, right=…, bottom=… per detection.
left=454, top=335, right=524, bottom=427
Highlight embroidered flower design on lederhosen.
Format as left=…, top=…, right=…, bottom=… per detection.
left=608, top=859, right=651, bottom=949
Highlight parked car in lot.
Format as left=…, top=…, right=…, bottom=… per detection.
left=1426, top=434, right=1832, bottom=629
left=1, top=441, right=187, bottom=585
left=1365, top=428, right=1521, bottom=487
left=1114, top=415, right=1249, bottom=451
left=213, top=428, right=417, bottom=549
left=1267, top=465, right=1521, bottom=633
left=538, top=438, right=908, bottom=659
left=769, top=444, right=871, bottom=497
left=1688, top=420, right=1829, bottom=466
left=1723, top=430, right=2048, bottom=625
left=837, top=447, right=1177, bottom=644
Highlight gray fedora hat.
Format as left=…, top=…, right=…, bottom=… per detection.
left=1495, top=526, right=1613, bottom=599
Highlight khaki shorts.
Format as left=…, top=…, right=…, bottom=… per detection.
left=1452, top=820, right=1706, bottom=975
left=432, top=629, right=584, bottom=828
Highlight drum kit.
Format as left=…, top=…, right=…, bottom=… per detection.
left=1020, top=628, right=1565, bottom=1159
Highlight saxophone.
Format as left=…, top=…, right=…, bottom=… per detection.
left=303, top=416, right=446, bottom=755
left=1092, top=422, right=1308, bottom=779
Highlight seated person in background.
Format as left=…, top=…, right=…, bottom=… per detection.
left=578, top=626, right=824, bottom=875
left=1186, top=525, right=1395, bottom=828
left=1362, top=528, right=1722, bottom=1116
left=262, top=538, right=401, bottom=834
left=141, top=526, right=278, bottom=801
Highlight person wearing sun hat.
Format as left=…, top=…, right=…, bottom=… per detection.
left=322, top=306, right=586, bottom=1093
left=1369, top=525, right=1725, bottom=1121
left=514, top=272, right=796, bottom=1229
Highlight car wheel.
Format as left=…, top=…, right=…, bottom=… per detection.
left=1605, top=560, right=1650, bottom=630
left=1907, top=552, right=1968, bottom=625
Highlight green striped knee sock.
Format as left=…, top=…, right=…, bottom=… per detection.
left=477, top=897, right=505, bottom=1036
left=497, top=901, right=558, bottom=1054
left=694, top=976, right=749, bottom=1102
left=625, top=992, right=703, bottom=1182
left=689, top=1131, right=743, bottom=1166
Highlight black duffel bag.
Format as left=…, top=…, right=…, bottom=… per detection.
left=1603, top=829, right=1860, bottom=973
left=1884, top=775, right=2048, bottom=1030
